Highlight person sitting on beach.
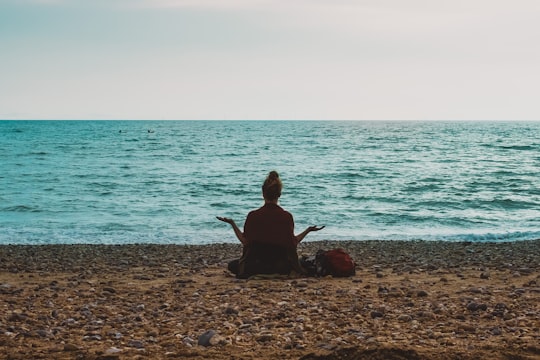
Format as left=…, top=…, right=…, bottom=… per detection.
left=217, top=171, right=324, bottom=279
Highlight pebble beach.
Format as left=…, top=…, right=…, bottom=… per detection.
left=1, top=240, right=539, bottom=360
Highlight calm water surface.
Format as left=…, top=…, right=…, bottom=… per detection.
left=1, top=120, right=539, bottom=244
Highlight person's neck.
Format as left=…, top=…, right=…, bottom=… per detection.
left=264, top=199, right=279, bottom=205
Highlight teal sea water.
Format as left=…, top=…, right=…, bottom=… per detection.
left=1, top=120, right=539, bottom=245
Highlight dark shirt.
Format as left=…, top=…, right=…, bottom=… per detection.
left=244, top=203, right=296, bottom=248
left=234, top=203, right=298, bottom=278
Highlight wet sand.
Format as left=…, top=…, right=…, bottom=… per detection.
left=1, top=240, right=539, bottom=359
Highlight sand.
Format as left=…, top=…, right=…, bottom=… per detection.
left=1, top=240, right=539, bottom=360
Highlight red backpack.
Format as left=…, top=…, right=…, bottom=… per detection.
left=317, top=248, right=356, bottom=277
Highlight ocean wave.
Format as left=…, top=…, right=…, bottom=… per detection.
left=497, top=144, right=537, bottom=151
left=2, top=205, right=41, bottom=213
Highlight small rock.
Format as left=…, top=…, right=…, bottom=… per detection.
left=198, top=330, right=216, bottom=347
left=370, top=311, right=384, bottom=319
left=83, top=334, right=102, bottom=341
left=35, top=329, right=50, bottom=338
left=182, top=336, right=196, bottom=346
left=256, top=331, right=274, bottom=342
left=459, top=324, right=476, bottom=333
left=105, top=347, right=122, bottom=355
left=417, top=290, right=429, bottom=297
left=64, top=344, right=80, bottom=351
left=398, top=314, right=413, bottom=322
left=466, top=302, right=487, bottom=312
left=480, top=272, right=490, bottom=279
left=209, top=334, right=225, bottom=346
left=224, top=307, right=238, bottom=315
left=127, top=339, right=144, bottom=349
left=96, top=355, right=120, bottom=360
left=103, top=287, right=116, bottom=294
left=7, top=312, right=26, bottom=322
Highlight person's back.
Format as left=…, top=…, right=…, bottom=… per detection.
left=244, top=203, right=295, bottom=248
left=217, top=171, right=324, bottom=278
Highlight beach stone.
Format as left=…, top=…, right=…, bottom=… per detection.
left=83, top=334, right=102, bottom=341
left=256, top=331, right=274, bottom=342
left=466, top=302, right=487, bottom=312
left=127, top=339, right=145, bottom=349
left=182, top=336, right=196, bottom=346
left=458, top=324, right=476, bottom=333
left=398, top=314, right=413, bottom=322
left=64, top=343, right=80, bottom=351
left=370, top=311, right=384, bottom=319
left=197, top=330, right=216, bottom=347
left=417, top=290, right=429, bottom=297
left=105, top=347, right=122, bottom=355
left=35, top=329, right=51, bottom=338
left=7, top=312, right=27, bottom=322
left=224, top=306, right=238, bottom=315
left=96, top=355, right=120, bottom=360
left=480, top=272, right=490, bottom=279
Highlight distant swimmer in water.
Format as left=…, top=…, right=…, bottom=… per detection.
left=217, top=171, right=324, bottom=278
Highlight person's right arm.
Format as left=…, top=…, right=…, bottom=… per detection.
left=295, top=225, right=325, bottom=245
left=216, top=217, right=247, bottom=246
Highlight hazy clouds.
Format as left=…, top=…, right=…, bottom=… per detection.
left=1, top=0, right=538, bottom=119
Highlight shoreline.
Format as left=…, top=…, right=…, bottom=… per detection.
left=1, top=240, right=539, bottom=359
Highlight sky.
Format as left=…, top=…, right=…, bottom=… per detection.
left=0, top=0, right=539, bottom=120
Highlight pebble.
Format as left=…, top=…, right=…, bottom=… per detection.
left=256, top=331, right=275, bottom=342
left=466, top=302, right=488, bottom=312
left=370, top=311, right=384, bottom=319
left=83, top=334, right=102, bottom=341
left=127, top=340, right=145, bottom=349
left=64, top=343, right=80, bottom=351
left=398, top=314, right=413, bottom=322
left=182, top=336, right=196, bottom=346
left=197, top=330, right=216, bottom=347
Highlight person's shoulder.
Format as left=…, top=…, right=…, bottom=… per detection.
left=279, top=207, right=293, bottom=218
left=248, top=206, right=265, bottom=216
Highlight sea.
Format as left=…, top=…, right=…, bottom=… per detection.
left=1, top=120, right=539, bottom=245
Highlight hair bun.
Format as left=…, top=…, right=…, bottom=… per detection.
left=268, top=170, right=280, bottom=180
left=262, top=171, right=282, bottom=201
